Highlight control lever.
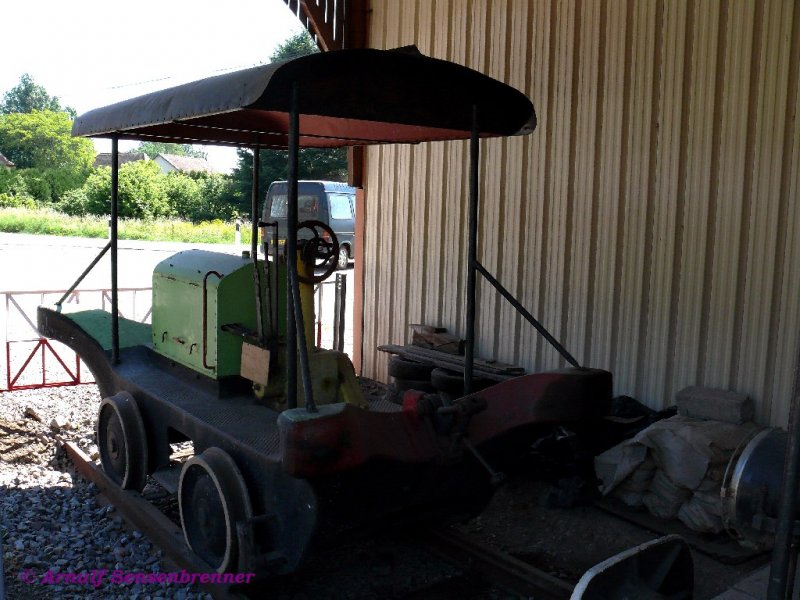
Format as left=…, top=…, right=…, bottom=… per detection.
left=437, top=396, right=505, bottom=487
left=462, top=437, right=506, bottom=487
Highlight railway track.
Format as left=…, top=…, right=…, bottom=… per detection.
left=56, top=436, right=577, bottom=600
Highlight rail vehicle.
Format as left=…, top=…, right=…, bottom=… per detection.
left=38, top=47, right=612, bottom=575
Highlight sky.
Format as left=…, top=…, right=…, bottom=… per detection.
left=0, top=0, right=304, bottom=172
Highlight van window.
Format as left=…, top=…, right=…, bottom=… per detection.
left=269, top=194, right=319, bottom=217
left=329, top=194, right=353, bottom=220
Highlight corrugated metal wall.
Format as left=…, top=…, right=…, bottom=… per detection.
left=361, top=0, right=800, bottom=427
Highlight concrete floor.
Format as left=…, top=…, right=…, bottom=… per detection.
left=711, top=562, right=800, bottom=600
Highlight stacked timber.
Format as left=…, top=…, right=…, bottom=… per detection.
left=378, top=346, right=525, bottom=383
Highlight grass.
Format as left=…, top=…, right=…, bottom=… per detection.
left=0, top=207, right=253, bottom=245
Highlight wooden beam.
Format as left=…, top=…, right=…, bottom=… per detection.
left=300, top=0, right=337, bottom=51
left=284, top=0, right=370, bottom=52
left=345, top=0, right=369, bottom=49
left=352, top=187, right=365, bottom=374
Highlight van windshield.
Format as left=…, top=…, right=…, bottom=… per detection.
left=269, top=194, right=319, bottom=218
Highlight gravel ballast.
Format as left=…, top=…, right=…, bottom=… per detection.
left=0, top=385, right=211, bottom=600
left=0, top=380, right=762, bottom=600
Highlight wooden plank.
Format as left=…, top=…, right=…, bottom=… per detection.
left=397, top=345, right=524, bottom=374
left=240, top=343, right=270, bottom=386
left=378, top=346, right=501, bottom=378
left=410, top=324, right=464, bottom=355
left=378, top=344, right=525, bottom=380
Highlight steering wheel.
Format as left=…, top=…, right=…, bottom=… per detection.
left=295, top=219, right=340, bottom=284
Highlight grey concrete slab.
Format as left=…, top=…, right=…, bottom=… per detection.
left=711, top=562, right=800, bottom=600
left=711, top=589, right=762, bottom=600
left=731, top=566, right=769, bottom=596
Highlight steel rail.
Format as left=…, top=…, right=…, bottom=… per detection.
left=422, top=527, right=573, bottom=600
left=55, top=436, right=244, bottom=600
left=56, top=429, right=575, bottom=600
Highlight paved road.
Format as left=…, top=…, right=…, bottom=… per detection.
left=0, top=232, right=353, bottom=357
left=0, top=232, right=245, bottom=292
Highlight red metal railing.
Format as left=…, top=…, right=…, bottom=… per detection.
left=2, top=288, right=151, bottom=392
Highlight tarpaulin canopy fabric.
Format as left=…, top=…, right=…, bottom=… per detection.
left=72, top=46, right=536, bottom=148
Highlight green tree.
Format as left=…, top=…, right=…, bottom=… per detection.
left=164, top=171, right=241, bottom=222
left=272, top=30, right=319, bottom=61
left=163, top=171, right=201, bottom=218
left=57, top=187, right=90, bottom=216
left=196, top=173, right=240, bottom=221
left=134, top=141, right=207, bottom=160
left=1, top=73, right=75, bottom=117
left=229, top=30, right=348, bottom=211
left=83, top=160, right=170, bottom=219
left=0, top=110, right=94, bottom=170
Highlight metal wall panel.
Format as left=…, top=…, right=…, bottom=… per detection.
left=362, top=0, right=800, bottom=427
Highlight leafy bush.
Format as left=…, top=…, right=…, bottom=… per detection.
left=163, top=172, right=201, bottom=219
left=159, top=171, right=241, bottom=222
left=57, top=188, right=90, bottom=216
left=0, top=192, right=35, bottom=209
left=83, top=161, right=170, bottom=219
left=0, top=168, right=18, bottom=194
left=16, top=170, right=52, bottom=204
left=196, top=173, right=240, bottom=221
left=39, top=167, right=88, bottom=202
left=0, top=169, right=39, bottom=208
left=0, top=166, right=89, bottom=205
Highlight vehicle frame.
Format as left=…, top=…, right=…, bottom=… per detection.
left=37, top=46, right=612, bottom=576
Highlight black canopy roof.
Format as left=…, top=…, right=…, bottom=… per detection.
left=73, top=47, right=536, bottom=148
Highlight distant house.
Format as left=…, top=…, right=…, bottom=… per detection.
left=93, top=152, right=147, bottom=168
left=154, top=153, right=215, bottom=175
left=0, top=152, right=15, bottom=168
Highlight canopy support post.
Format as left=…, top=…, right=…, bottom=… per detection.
left=287, top=87, right=299, bottom=410
left=284, top=83, right=317, bottom=413
left=464, top=106, right=479, bottom=395
left=111, top=136, right=120, bottom=365
left=250, top=145, right=265, bottom=345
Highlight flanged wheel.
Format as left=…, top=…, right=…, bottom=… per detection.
left=96, top=392, right=148, bottom=491
left=179, top=447, right=252, bottom=573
